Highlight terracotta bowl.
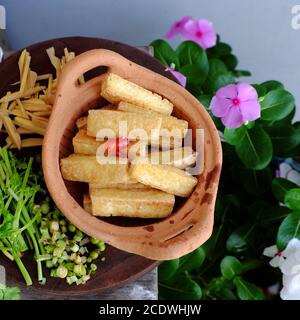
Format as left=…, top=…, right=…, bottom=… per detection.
left=42, top=48, right=222, bottom=260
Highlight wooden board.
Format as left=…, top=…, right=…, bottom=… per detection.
left=0, top=37, right=179, bottom=295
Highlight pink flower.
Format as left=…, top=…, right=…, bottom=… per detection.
left=165, top=66, right=187, bottom=87
left=165, top=16, right=193, bottom=39
left=182, top=18, right=217, bottom=49
left=210, top=83, right=261, bottom=128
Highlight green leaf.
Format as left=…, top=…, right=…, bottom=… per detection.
left=207, top=42, right=232, bottom=58
left=224, top=126, right=247, bottom=145
left=233, top=277, right=265, bottom=300
left=240, top=260, right=264, bottom=273
left=247, top=200, right=270, bottom=220
left=294, top=121, right=300, bottom=130
left=260, top=80, right=284, bottom=92
left=204, top=72, right=235, bottom=93
left=222, top=54, right=238, bottom=71
left=252, top=84, right=266, bottom=98
left=186, top=84, right=203, bottom=97
left=267, top=107, right=296, bottom=128
left=233, top=70, right=251, bottom=77
left=271, top=178, right=299, bottom=203
left=264, top=124, right=300, bottom=155
left=277, top=211, right=300, bottom=250
left=203, top=224, right=228, bottom=259
left=214, top=194, right=240, bottom=224
left=177, top=247, right=206, bottom=273
left=150, top=39, right=179, bottom=67
left=203, top=196, right=240, bottom=259
left=220, top=256, right=242, bottom=280
left=285, top=189, right=300, bottom=211
left=158, top=259, right=179, bottom=282
left=261, top=206, right=290, bottom=227
left=261, top=89, right=295, bottom=121
left=235, top=125, right=273, bottom=170
left=208, top=59, right=228, bottom=76
left=180, top=63, right=208, bottom=86
left=176, top=41, right=208, bottom=69
left=197, top=94, right=212, bottom=109
left=226, top=222, right=256, bottom=253
left=219, top=288, right=238, bottom=300
left=159, top=273, right=202, bottom=300
left=238, top=167, right=272, bottom=196
left=245, top=121, right=255, bottom=129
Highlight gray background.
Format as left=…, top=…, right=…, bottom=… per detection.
left=2, top=0, right=300, bottom=120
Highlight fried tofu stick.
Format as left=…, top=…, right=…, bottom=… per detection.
left=87, top=187, right=175, bottom=218
left=148, top=147, right=197, bottom=169
left=89, top=182, right=149, bottom=189
left=83, top=194, right=93, bottom=213
left=101, top=73, right=173, bottom=115
left=73, top=129, right=105, bottom=154
left=118, top=101, right=188, bottom=137
left=73, top=129, right=147, bottom=157
left=87, top=110, right=162, bottom=141
left=76, top=116, right=87, bottom=130
left=130, top=162, right=198, bottom=197
left=60, top=154, right=136, bottom=185
left=150, top=135, right=183, bottom=150
left=75, top=105, right=116, bottom=130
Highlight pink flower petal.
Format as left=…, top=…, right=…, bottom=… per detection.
left=183, top=19, right=198, bottom=34
left=237, top=82, right=258, bottom=102
left=199, top=30, right=217, bottom=49
left=216, top=84, right=238, bottom=99
left=239, top=100, right=261, bottom=122
left=166, top=16, right=193, bottom=39
left=211, top=83, right=260, bottom=128
left=182, top=33, right=204, bottom=46
left=198, top=19, right=215, bottom=33
left=165, top=67, right=187, bottom=87
left=210, top=96, right=232, bottom=117
left=221, top=106, right=244, bottom=128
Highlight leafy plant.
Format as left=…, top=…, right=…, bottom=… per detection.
left=0, top=148, right=106, bottom=290
left=0, top=284, right=20, bottom=300
left=151, top=36, right=300, bottom=300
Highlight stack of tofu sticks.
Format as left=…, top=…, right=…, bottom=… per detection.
left=61, top=73, right=198, bottom=219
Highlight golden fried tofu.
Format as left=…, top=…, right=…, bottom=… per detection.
left=118, top=101, right=188, bottom=137
left=73, top=129, right=105, bottom=155
left=87, top=110, right=162, bottom=141
left=102, top=104, right=117, bottom=110
left=60, top=154, right=136, bottom=185
left=76, top=116, right=87, bottom=130
left=83, top=194, right=92, bottom=213
left=148, top=147, right=197, bottom=169
left=88, top=187, right=175, bottom=218
left=118, top=101, right=147, bottom=114
left=130, top=162, right=198, bottom=197
left=89, top=182, right=150, bottom=189
left=75, top=105, right=116, bottom=130
left=101, top=73, right=173, bottom=115
left=73, top=129, right=147, bottom=157
left=150, top=135, right=183, bottom=150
